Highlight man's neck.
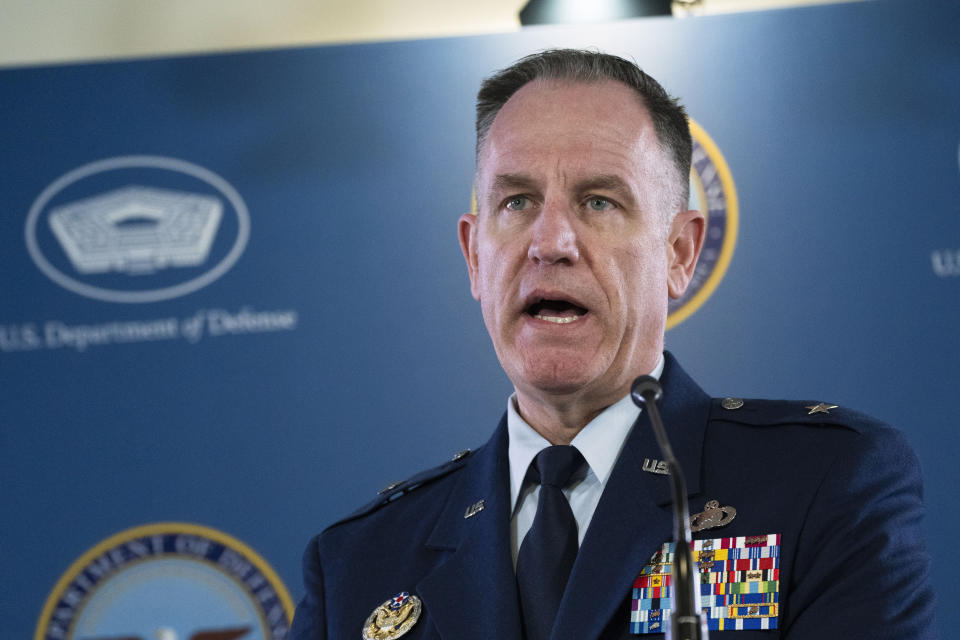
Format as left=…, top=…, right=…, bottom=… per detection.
left=512, top=354, right=666, bottom=445
left=513, top=387, right=629, bottom=445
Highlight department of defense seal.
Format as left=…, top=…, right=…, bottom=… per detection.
left=361, top=591, right=422, bottom=640
left=34, top=522, right=293, bottom=640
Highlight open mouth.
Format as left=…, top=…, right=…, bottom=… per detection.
left=526, top=298, right=589, bottom=324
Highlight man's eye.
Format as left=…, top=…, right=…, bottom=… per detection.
left=586, top=197, right=614, bottom=211
left=505, top=196, right=530, bottom=211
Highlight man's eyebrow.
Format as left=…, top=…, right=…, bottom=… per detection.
left=488, top=173, right=637, bottom=204
left=574, top=174, right=635, bottom=197
left=490, top=173, right=538, bottom=192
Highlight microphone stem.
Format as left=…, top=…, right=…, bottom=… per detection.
left=642, top=392, right=705, bottom=640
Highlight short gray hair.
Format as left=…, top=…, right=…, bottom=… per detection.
left=476, top=49, right=691, bottom=209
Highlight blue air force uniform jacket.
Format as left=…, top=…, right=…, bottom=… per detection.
left=289, top=353, right=936, bottom=639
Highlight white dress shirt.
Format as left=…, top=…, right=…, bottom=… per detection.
left=507, top=354, right=665, bottom=566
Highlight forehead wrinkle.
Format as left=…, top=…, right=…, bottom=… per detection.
left=553, top=156, right=568, bottom=189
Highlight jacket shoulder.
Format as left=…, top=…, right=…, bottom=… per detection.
left=708, top=397, right=893, bottom=435
left=324, top=448, right=473, bottom=530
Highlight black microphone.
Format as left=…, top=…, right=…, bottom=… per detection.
left=631, top=375, right=707, bottom=640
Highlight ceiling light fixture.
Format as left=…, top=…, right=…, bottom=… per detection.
left=519, top=0, right=674, bottom=25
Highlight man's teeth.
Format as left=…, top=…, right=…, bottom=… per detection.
left=535, top=313, right=581, bottom=324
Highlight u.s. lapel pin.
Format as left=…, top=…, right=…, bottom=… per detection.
left=642, top=458, right=670, bottom=475
left=362, top=591, right=422, bottom=640
left=690, top=499, right=737, bottom=533
left=464, top=499, right=485, bottom=518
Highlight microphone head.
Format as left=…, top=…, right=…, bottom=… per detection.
left=630, top=375, right=663, bottom=406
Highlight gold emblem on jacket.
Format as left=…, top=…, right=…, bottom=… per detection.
left=362, top=592, right=422, bottom=639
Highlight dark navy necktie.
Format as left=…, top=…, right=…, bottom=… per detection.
left=516, top=445, right=586, bottom=640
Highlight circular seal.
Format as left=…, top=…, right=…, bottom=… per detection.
left=361, top=592, right=422, bottom=640
left=34, top=522, right=294, bottom=640
left=666, top=119, right=738, bottom=329
left=25, top=156, right=250, bottom=304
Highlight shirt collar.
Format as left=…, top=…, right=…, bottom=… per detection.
left=506, top=353, right=665, bottom=512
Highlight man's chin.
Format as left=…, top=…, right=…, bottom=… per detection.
left=513, top=360, right=604, bottom=398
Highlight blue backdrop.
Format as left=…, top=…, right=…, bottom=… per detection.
left=2, top=0, right=957, bottom=637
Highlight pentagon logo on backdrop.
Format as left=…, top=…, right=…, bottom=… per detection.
left=666, top=120, right=738, bottom=328
left=35, top=522, right=293, bottom=640
left=48, top=186, right=223, bottom=276
left=25, top=156, right=250, bottom=304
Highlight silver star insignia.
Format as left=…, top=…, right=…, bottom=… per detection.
left=806, top=402, right=839, bottom=415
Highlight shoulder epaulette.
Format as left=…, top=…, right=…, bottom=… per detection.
left=709, top=397, right=888, bottom=434
left=327, top=449, right=473, bottom=528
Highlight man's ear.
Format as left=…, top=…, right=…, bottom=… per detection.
left=666, top=209, right=706, bottom=300
left=458, top=212, right=481, bottom=301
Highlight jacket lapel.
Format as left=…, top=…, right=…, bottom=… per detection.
left=552, top=353, right=711, bottom=640
left=417, top=417, right=524, bottom=640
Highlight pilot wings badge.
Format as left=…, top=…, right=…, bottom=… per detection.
left=362, top=591, right=422, bottom=640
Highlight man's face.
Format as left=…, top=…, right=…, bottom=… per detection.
left=459, top=79, right=703, bottom=408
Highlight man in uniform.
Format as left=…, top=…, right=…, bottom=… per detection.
left=289, top=50, right=936, bottom=639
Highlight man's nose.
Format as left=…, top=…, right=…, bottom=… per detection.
left=527, top=201, right=580, bottom=265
